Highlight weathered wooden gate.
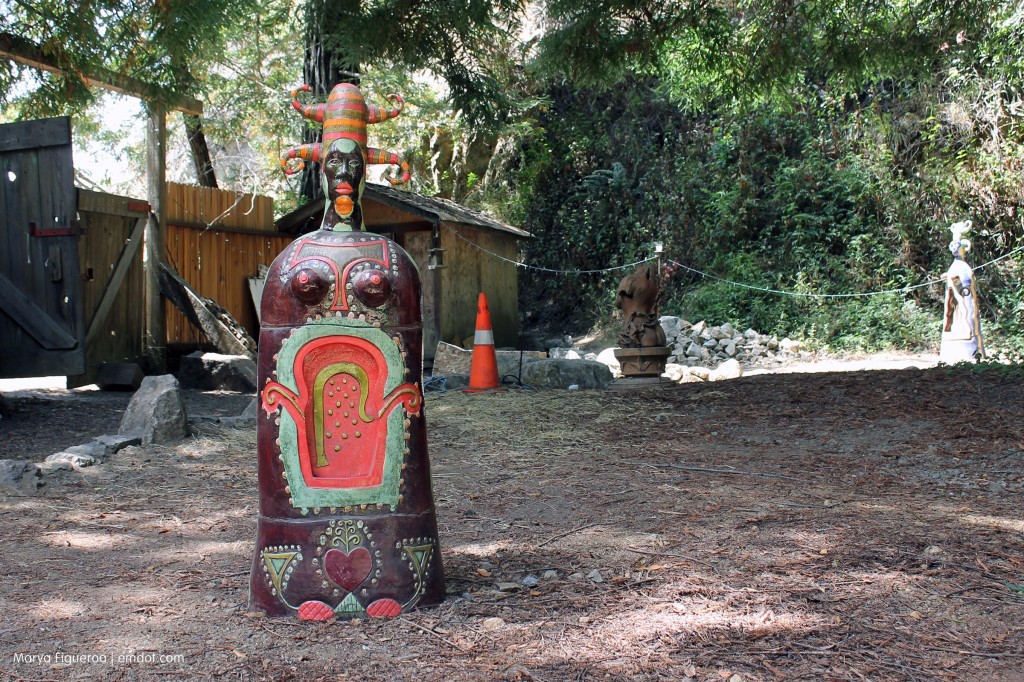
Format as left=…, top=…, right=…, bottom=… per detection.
left=0, top=117, right=84, bottom=377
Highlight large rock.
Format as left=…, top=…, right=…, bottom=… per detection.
left=0, top=460, right=41, bottom=492
left=520, top=359, right=613, bottom=390
left=45, top=451, right=97, bottom=469
left=214, top=398, right=260, bottom=428
left=709, top=359, right=743, bottom=381
left=43, top=435, right=140, bottom=471
left=663, top=363, right=687, bottom=382
left=659, top=316, right=683, bottom=339
left=594, top=347, right=622, bottom=377
left=780, top=338, right=802, bottom=352
left=57, top=441, right=108, bottom=463
left=94, top=434, right=142, bottom=455
left=688, top=365, right=712, bottom=381
left=432, top=341, right=544, bottom=378
left=432, top=341, right=473, bottom=375
left=241, top=397, right=259, bottom=420
left=178, top=352, right=257, bottom=391
left=119, top=375, right=190, bottom=444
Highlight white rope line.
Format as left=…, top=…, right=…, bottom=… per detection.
left=974, top=244, right=1024, bottom=270
left=666, top=244, right=1024, bottom=299
left=447, top=224, right=1024, bottom=298
left=667, top=260, right=942, bottom=298
left=444, top=226, right=657, bottom=274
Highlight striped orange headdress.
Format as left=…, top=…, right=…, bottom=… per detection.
left=280, top=82, right=411, bottom=185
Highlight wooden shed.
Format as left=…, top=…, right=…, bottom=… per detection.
left=277, top=185, right=531, bottom=361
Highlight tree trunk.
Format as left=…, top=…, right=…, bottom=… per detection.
left=299, top=0, right=361, bottom=206
left=184, top=114, right=218, bottom=188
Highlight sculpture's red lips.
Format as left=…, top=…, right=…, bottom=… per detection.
left=336, top=182, right=353, bottom=195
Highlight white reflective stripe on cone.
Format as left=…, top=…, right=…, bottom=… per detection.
left=474, top=329, right=494, bottom=345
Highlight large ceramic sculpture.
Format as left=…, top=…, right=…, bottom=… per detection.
left=613, top=262, right=671, bottom=379
left=940, top=220, right=985, bottom=363
left=249, top=82, right=444, bottom=621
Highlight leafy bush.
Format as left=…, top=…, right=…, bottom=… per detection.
left=506, top=72, right=1023, bottom=356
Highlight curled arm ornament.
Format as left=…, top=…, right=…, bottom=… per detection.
left=280, top=143, right=323, bottom=176
left=291, top=84, right=327, bottom=122
left=367, top=147, right=411, bottom=186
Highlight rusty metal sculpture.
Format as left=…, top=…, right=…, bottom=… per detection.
left=248, top=82, right=444, bottom=621
left=613, top=262, right=671, bottom=380
left=940, top=220, right=985, bottom=363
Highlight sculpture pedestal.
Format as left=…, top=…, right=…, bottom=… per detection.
left=608, top=375, right=674, bottom=391
left=614, top=346, right=671, bottom=378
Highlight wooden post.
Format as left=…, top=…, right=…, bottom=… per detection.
left=145, top=102, right=167, bottom=371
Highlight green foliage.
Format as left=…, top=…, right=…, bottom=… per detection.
left=656, top=0, right=995, bottom=109
left=531, top=1, right=718, bottom=85
left=510, top=62, right=1024, bottom=354
left=300, top=0, right=528, bottom=128
left=0, top=0, right=261, bottom=116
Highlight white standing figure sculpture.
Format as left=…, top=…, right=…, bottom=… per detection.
left=940, top=220, right=985, bottom=363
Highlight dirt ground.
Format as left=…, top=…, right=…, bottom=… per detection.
left=1, top=361, right=1023, bottom=681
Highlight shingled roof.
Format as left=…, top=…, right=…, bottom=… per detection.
left=275, top=183, right=531, bottom=238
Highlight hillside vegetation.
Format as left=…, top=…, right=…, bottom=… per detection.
left=500, top=19, right=1024, bottom=354
left=3, top=1, right=1021, bottom=355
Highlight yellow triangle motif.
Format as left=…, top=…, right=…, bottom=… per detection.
left=402, top=544, right=433, bottom=580
left=262, top=551, right=300, bottom=592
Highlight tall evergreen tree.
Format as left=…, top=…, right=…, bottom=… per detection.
left=291, top=0, right=526, bottom=204
left=1, top=0, right=258, bottom=187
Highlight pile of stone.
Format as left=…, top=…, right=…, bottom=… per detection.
left=538, top=318, right=812, bottom=385
left=659, top=317, right=808, bottom=368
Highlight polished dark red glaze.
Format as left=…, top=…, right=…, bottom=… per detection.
left=249, top=228, right=444, bottom=619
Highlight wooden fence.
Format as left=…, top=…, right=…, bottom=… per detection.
left=71, top=183, right=289, bottom=383
left=164, top=182, right=290, bottom=349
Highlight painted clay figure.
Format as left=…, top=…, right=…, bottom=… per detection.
left=940, top=220, right=985, bottom=363
left=249, top=83, right=444, bottom=621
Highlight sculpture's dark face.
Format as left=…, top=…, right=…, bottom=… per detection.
left=323, top=138, right=365, bottom=222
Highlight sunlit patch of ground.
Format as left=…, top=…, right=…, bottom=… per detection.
left=0, top=364, right=1021, bottom=680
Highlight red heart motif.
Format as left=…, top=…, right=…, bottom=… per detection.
left=324, top=547, right=372, bottom=591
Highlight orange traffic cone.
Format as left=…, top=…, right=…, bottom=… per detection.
left=464, top=292, right=503, bottom=393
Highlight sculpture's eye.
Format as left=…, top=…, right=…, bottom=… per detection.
left=352, top=269, right=393, bottom=308
left=290, top=267, right=328, bottom=304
